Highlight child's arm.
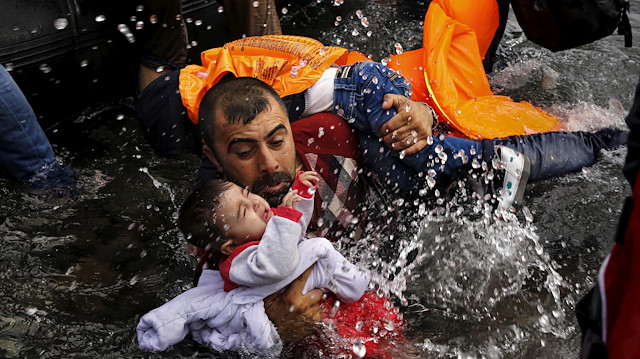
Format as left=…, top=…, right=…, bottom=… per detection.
left=298, top=238, right=370, bottom=303
left=290, top=171, right=318, bottom=234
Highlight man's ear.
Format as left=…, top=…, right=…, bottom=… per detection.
left=220, top=239, right=236, bottom=256
left=203, top=144, right=223, bottom=173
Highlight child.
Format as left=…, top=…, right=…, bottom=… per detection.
left=301, top=60, right=530, bottom=210
left=137, top=171, right=402, bottom=357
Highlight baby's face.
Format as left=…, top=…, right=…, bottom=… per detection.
left=218, top=183, right=273, bottom=245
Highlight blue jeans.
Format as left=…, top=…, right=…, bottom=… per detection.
left=0, top=65, right=73, bottom=187
left=333, top=61, right=484, bottom=190
left=332, top=61, right=627, bottom=191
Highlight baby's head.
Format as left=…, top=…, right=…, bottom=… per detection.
left=178, top=179, right=273, bottom=262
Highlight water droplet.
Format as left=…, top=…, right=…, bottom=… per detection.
left=149, top=15, right=157, bottom=24
left=54, top=18, right=68, bottom=30
left=336, top=16, right=342, bottom=21
left=427, top=136, right=434, bottom=145
left=366, top=30, right=372, bottom=36
left=352, top=341, right=366, bottom=358
left=470, top=146, right=476, bottom=155
left=25, top=307, right=38, bottom=316
left=352, top=29, right=359, bottom=36
left=136, top=5, right=144, bottom=12
left=80, top=59, right=89, bottom=67
left=318, top=127, right=325, bottom=137
left=95, top=15, right=106, bottom=22
left=136, top=21, right=144, bottom=30
left=129, top=275, right=139, bottom=285
left=427, top=177, right=436, bottom=189
left=39, top=64, right=51, bottom=73
left=253, top=1, right=260, bottom=7
left=394, top=42, right=403, bottom=54
left=130, top=16, right=137, bottom=22
left=399, top=150, right=406, bottom=159
left=281, top=7, right=288, bottom=14
left=4, top=63, right=14, bottom=71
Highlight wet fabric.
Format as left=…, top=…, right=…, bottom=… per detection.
left=333, top=61, right=483, bottom=190
left=332, top=60, right=626, bottom=191
left=222, top=0, right=282, bottom=38
left=290, top=113, right=367, bottom=240
left=137, top=0, right=188, bottom=70
left=319, top=292, right=405, bottom=359
left=179, top=35, right=348, bottom=123
left=388, top=0, right=560, bottom=139
left=138, top=237, right=370, bottom=356
left=0, top=64, right=73, bottom=187
left=135, top=70, right=201, bottom=156
left=577, top=76, right=640, bottom=359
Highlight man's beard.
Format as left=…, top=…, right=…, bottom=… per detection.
left=251, top=171, right=294, bottom=207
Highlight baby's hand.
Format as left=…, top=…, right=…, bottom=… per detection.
left=281, top=190, right=301, bottom=209
left=298, top=171, right=319, bottom=188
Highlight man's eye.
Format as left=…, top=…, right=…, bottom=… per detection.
left=270, top=140, right=284, bottom=147
left=237, top=149, right=254, bottom=157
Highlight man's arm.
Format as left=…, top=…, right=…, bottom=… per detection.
left=263, top=265, right=323, bottom=342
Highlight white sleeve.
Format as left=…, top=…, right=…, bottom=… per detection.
left=229, top=216, right=301, bottom=286
left=300, top=238, right=370, bottom=303
left=296, top=194, right=315, bottom=235
left=301, top=67, right=338, bottom=117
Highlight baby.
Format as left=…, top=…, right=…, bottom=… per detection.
left=137, top=171, right=372, bottom=355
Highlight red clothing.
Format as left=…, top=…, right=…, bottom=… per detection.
left=291, top=113, right=368, bottom=240
left=601, top=173, right=640, bottom=357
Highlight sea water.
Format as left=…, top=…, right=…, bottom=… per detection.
left=1, top=1, right=639, bottom=357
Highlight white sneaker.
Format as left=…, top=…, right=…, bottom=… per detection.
left=494, top=146, right=530, bottom=211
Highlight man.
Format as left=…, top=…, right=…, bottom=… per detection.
left=195, top=75, right=627, bottom=339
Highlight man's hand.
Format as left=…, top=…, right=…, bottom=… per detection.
left=264, top=265, right=323, bottom=343
left=380, top=93, right=435, bottom=155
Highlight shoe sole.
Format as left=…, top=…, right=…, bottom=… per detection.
left=512, top=154, right=531, bottom=206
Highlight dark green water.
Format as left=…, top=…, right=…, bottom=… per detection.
left=1, top=1, right=640, bottom=357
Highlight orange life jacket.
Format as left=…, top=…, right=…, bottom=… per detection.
left=179, top=35, right=362, bottom=124
left=179, top=0, right=560, bottom=139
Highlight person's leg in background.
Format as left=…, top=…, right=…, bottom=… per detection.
left=222, top=0, right=282, bottom=38
left=137, top=0, right=188, bottom=93
left=0, top=65, right=74, bottom=188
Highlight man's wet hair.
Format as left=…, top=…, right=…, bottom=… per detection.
left=199, top=76, right=288, bottom=149
left=178, top=179, right=234, bottom=265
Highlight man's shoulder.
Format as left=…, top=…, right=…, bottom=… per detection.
left=291, top=113, right=362, bottom=160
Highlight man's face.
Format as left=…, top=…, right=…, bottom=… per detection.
left=205, top=96, right=298, bottom=207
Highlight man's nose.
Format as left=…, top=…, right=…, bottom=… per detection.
left=258, top=148, right=279, bottom=173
